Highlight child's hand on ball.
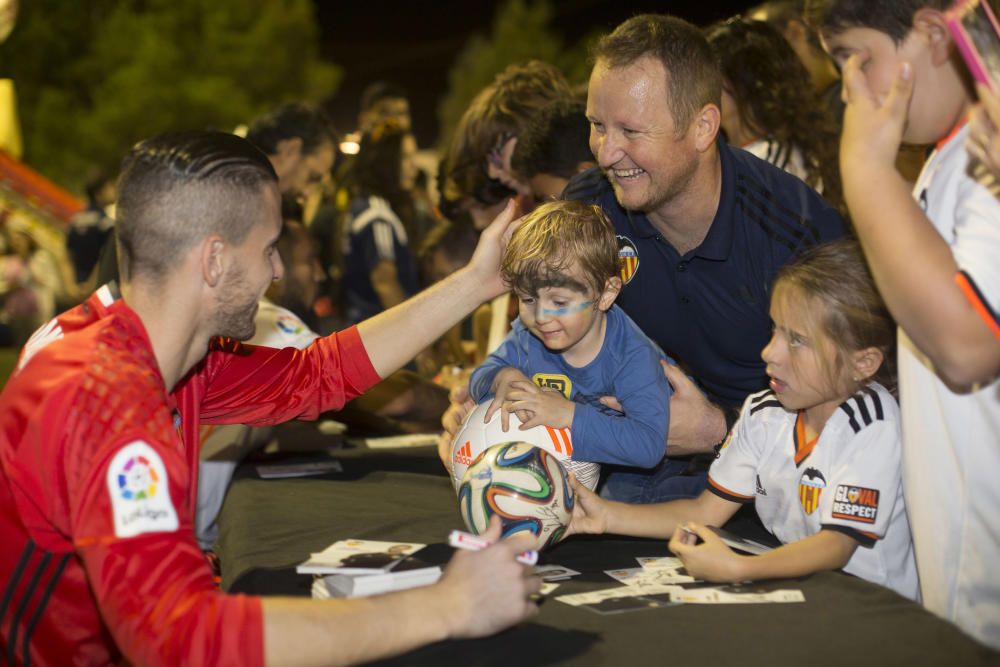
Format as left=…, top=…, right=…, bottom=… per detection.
left=565, top=474, right=609, bottom=536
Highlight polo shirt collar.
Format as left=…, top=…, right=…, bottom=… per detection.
left=623, top=207, right=659, bottom=239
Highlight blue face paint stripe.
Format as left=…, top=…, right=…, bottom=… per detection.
left=540, top=300, right=593, bottom=316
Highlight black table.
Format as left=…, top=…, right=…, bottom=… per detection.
left=215, top=445, right=1000, bottom=667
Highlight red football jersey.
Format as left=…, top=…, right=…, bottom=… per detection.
left=0, top=285, right=380, bottom=666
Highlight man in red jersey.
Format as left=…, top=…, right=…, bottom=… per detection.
left=0, top=130, right=539, bottom=667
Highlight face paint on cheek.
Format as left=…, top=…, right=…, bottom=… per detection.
left=540, top=300, right=593, bottom=317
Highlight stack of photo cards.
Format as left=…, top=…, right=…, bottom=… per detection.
left=556, top=554, right=803, bottom=615
left=298, top=539, right=442, bottom=598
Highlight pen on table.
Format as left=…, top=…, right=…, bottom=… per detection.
left=448, top=529, right=538, bottom=566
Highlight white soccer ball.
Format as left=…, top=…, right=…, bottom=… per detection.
left=458, top=442, right=574, bottom=551
left=449, top=402, right=599, bottom=492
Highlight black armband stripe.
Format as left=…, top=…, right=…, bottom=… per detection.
left=708, top=477, right=755, bottom=504
left=822, top=523, right=877, bottom=548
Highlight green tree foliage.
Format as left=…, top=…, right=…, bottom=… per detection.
left=436, top=0, right=593, bottom=148
left=0, top=0, right=340, bottom=192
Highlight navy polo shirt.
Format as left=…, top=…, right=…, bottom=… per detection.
left=564, top=141, right=846, bottom=411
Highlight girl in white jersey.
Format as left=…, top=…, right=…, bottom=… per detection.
left=568, top=239, right=919, bottom=599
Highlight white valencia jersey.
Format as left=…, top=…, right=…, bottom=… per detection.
left=708, top=384, right=918, bottom=600
left=903, top=124, right=1000, bottom=648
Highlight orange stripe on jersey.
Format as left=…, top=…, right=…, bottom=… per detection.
left=545, top=426, right=572, bottom=455
left=955, top=272, right=1000, bottom=341
left=794, top=412, right=819, bottom=466
left=936, top=115, right=969, bottom=152
left=546, top=427, right=563, bottom=454
left=708, top=476, right=754, bottom=500
left=557, top=427, right=572, bottom=456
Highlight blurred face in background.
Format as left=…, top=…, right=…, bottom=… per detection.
left=275, top=139, right=335, bottom=199
left=361, top=96, right=411, bottom=132
left=270, top=220, right=323, bottom=309
left=399, top=134, right=419, bottom=191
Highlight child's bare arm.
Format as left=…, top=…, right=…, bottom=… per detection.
left=669, top=525, right=856, bottom=583
left=568, top=481, right=738, bottom=540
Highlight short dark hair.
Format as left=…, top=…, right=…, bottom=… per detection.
left=418, top=212, right=479, bottom=268
left=245, top=102, right=337, bottom=156
left=805, top=0, right=950, bottom=43
left=593, top=14, right=722, bottom=129
left=116, top=131, right=277, bottom=280
left=511, top=99, right=592, bottom=180
left=440, top=60, right=571, bottom=208
left=360, top=81, right=408, bottom=114
left=354, top=121, right=409, bottom=199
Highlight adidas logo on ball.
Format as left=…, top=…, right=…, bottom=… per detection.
left=454, top=441, right=474, bottom=466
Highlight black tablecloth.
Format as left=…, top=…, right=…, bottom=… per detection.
left=215, top=446, right=1000, bottom=667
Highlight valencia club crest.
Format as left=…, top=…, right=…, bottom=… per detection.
left=617, top=235, right=639, bottom=285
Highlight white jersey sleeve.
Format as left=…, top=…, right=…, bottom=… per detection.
left=917, top=126, right=1000, bottom=337
left=707, top=390, right=775, bottom=503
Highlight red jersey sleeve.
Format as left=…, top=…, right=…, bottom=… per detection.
left=196, top=325, right=381, bottom=425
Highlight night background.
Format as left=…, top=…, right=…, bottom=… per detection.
left=0, top=0, right=759, bottom=191
left=318, top=0, right=757, bottom=147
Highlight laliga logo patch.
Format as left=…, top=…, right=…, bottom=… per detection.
left=532, top=373, right=572, bottom=398
left=276, top=314, right=304, bottom=335
left=798, top=467, right=826, bottom=515
left=106, top=441, right=178, bottom=538
left=831, top=485, right=880, bottom=524
left=116, top=455, right=159, bottom=500
left=617, top=236, right=639, bottom=285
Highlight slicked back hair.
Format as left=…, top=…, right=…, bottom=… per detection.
left=805, top=0, right=951, bottom=44
left=115, top=130, right=278, bottom=281
left=592, top=14, right=722, bottom=130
